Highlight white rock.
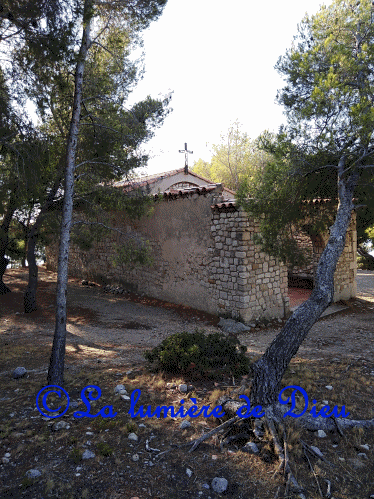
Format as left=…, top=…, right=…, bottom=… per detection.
left=322, top=400, right=329, bottom=405
left=12, top=367, right=27, bottom=379
left=360, top=444, right=370, bottom=451
left=114, top=384, right=127, bottom=395
left=211, top=477, right=228, bottom=494
left=357, top=452, right=368, bottom=459
left=2, top=457, right=10, bottom=464
left=120, top=394, right=131, bottom=401
left=180, top=420, right=191, bottom=429
left=132, top=454, right=139, bottom=462
left=186, top=468, right=193, bottom=477
left=179, top=384, right=188, bottom=393
left=4, top=453, right=10, bottom=458
left=317, top=430, right=327, bottom=438
left=128, top=432, right=138, bottom=441
left=82, top=450, right=95, bottom=460
left=325, top=385, right=333, bottom=390
left=26, top=469, right=41, bottom=479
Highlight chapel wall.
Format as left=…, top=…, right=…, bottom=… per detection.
left=333, top=213, right=357, bottom=301
left=209, top=207, right=289, bottom=322
left=46, top=186, right=289, bottom=321
left=287, top=214, right=357, bottom=301
left=45, top=190, right=356, bottom=321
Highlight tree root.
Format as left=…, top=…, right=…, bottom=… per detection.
left=219, top=398, right=374, bottom=432
left=266, top=417, right=306, bottom=499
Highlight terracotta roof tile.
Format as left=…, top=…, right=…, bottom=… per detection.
left=154, top=184, right=223, bottom=201
left=211, top=199, right=238, bottom=210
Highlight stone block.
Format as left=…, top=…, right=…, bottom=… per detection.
left=235, top=251, right=246, bottom=258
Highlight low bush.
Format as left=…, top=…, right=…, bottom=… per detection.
left=357, top=254, right=374, bottom=270
left=144, top=330, right=250, bottom=378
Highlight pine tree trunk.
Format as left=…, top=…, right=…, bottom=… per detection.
left=23, top=176, right=63, bottom=313
left=23, top=229, right=38, bottom=313
left=0, top=256, right=11, bottom=294
left=251, top=162, right=357, bottom=408
left=0, top=185, right=18, bottom=294
left=47, top=2, right=92, bottom=386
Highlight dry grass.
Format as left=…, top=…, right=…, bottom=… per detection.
left=1, top=269, right=374, bottom=498
left=1, top=337, right=374, bottom=499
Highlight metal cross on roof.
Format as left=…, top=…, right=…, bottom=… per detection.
left=179, top=143, right=193, bottom=174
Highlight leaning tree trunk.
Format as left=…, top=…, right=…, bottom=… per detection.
left=0, top=184, right=18, bottom=294
left=47, top=3, right=92, bottom=386
left=250, top=161, right=358, bottom=410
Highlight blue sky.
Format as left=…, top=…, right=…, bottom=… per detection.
left=128, top=0, right=328, bottom=176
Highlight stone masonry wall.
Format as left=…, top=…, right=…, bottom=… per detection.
left=288, top=214, right=357, bottom=301
left=209, top=207, right=289, bottom=322
left=333, top=213, right=357, bottom=301
left=46, top=188, right=356, bottom=320
left=46, top=186, right=289, bottom=322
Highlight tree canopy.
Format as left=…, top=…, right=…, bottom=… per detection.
left=236, top=0, right=374, bottom=412
left=238, top=0, right=374, bottom=267
left=192, top=121, right=271, bottom=191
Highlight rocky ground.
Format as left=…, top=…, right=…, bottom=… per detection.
left=0, top=268, right=374, bottom=499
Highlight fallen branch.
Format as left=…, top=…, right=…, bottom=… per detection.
left=189, top=415, right=240, bottom=452
left=154, top=416, right=239, bottom=459
left=300, top=440, right=335, bottom=468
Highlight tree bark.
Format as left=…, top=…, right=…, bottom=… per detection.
left=251, top=159, right=358, bottom=408
left=23, top=228, right=38, bottom=313
left=0, top=184, right=19, bottom=294
left=24, top=175, right=63, bottom=313
left=357, top=245, right=374, bottom=267
left=47, top=1, right=93, bottom=386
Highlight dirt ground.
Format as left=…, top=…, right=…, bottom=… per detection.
left=1, top=267, right=374, bottom=367
left=1, top=267, right=374, bottom=499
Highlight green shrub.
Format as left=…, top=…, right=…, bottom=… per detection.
left=97, top=442, right=113, bottom=456
left=357, top=254, right=374, bottom=270
left=144, top=330, right=250, bottom=378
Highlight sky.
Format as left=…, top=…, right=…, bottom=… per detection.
left=127, top=0, right=329, bottom=177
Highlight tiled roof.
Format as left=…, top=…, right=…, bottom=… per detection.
left=115, top=168, right=185, bottom=190
left=154, top=184, right=224, bottom=201
left=114, top=168, right=236, bottom=197
left=212, top=200, right=237, bottom=210
left=211, top=198, right=336, bottom=211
